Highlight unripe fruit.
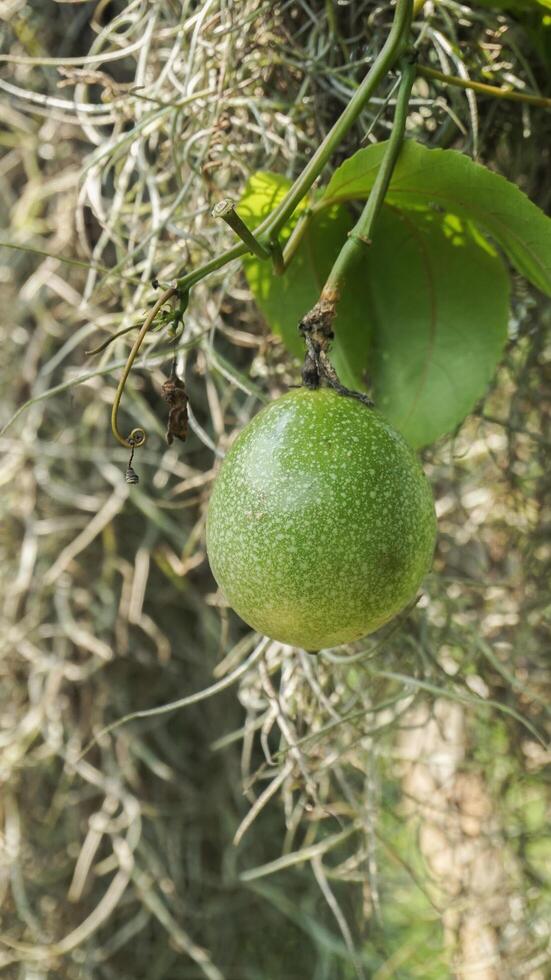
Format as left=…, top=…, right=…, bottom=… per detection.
left=206, top=388, right=436, bottom=651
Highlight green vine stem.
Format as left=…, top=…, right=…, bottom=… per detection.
left=211, top=199, right=270, bottom=260
left=416, top=64, right=551, bottom=110
left=109, top=0, right=414, bottom=448
left=324, top=60, right=416, bottom=299
left=267, top=46, right=551, bottom=272
left=176, top=0, right=414, bottom=295
left=166, top=50, right=551, bottom=298
left=297, top=60, right=416, bottom=400
left=111, top=286, right=177, bottom=448
left=258, top=0, right=413, bottom=240
left=86, top=1, right=551, bottom=455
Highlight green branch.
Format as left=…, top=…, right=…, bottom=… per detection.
left=323, top=61, right=416, bottom=297
left=177, top=0, right=414, bottom=294
left=295, top=59, right=415, bottom=398
left=417, top=63, right=551, bottom=110
left=111, top=0, right=415, bottom=450
left=259, top=0, right=413, bottom=240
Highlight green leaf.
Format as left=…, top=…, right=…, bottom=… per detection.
left=237, top=171, right=308, bottom=357
left=238, top=172, right=373, bottom=377
left=238, top=164, right=511, bottom=447
left=237, top=170, right=298, bottom=234
left=239, top=172, right=510, bottom=447
left=358, top=206, right=510, bottom=447
left=323, top=139, right=551, bottom=296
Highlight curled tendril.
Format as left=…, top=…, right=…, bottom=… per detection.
left=127, top=427, right=147, bottom=447
left=111, top=286, right=178, bottom=448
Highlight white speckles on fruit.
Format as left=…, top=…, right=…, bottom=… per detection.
left=206, top=388, right=437, bottom=651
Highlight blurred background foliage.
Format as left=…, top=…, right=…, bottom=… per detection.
left=0, top=1, right=550, bottom=978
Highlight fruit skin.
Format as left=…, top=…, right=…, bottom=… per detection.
left=206, top=388, right=436, bottom=651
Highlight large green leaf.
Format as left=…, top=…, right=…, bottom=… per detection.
left=237, top=170, right=298, bottom=234
left=238, top=173, right=373, bottom=378
left=358, top=206, right=510, bottom=447
left=323, top=139, right=551, bottom=296
left=239, top=173, right=510, bottom=446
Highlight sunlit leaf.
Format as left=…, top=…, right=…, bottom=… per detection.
left=238, top=172, right=373, bottom=379
left=323, top=139, right=551, bottom=295
left=239, top=171, right=510, bottom=446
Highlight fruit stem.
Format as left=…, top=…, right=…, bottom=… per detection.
left=322, top=60, right=416, bottom=299
left=296, top=60, right=416, bottom=403
left=298, top=296, right=374, bottom=406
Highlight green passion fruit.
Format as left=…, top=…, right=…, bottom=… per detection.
left=206, top=388, right=436, bottom=651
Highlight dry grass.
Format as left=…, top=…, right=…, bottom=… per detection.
left=1, top=1, right=550, bottom=977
